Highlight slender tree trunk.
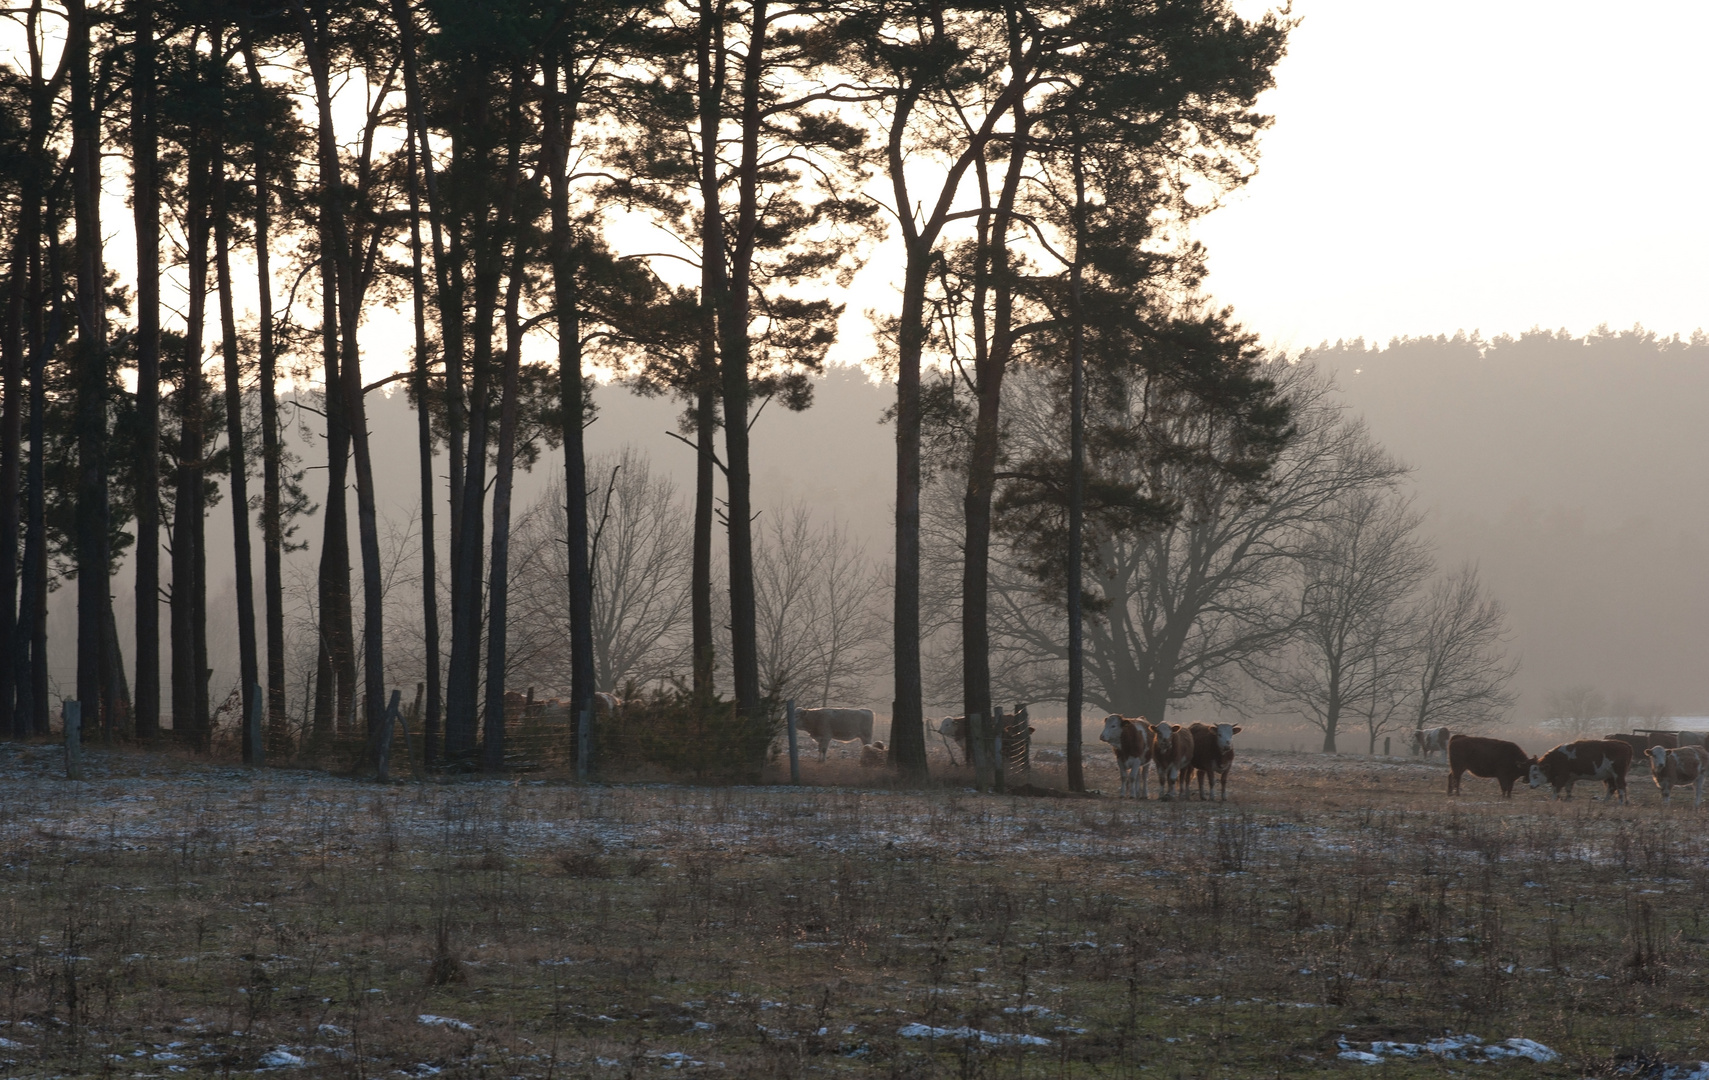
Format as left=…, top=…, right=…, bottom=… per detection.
left=393, top=0, right=462, bottom=761
left=69, top=0, right=111, bottom=736
left=214, top=133, right=261, bottom=763
left=719, top=0, right=769, bottom=720
left=172, top=75, right=212, bottom=746
left=312, top=245, right=353, bottom=741
left=543, top=58, right=596, bottom=724
left=131, top=0, right=162, bottom=742
left=1, top=213, right=22, bottom=739
left=481, top=241, right=526, bottom=772
left=691, top=0, right=725, bottom=701
left=404, top=97, right=442, bottom=769
left=239, top=38, right=288, bottom=751
left=1064, top=135, right=1087, bottom=792
left=960, top=107, right=1027, bottom=740
left=891, top=262, right=927, bottom=775
left=16, top=205, right=55, bottom=739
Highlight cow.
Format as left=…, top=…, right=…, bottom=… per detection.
left=1098, top=715, right=1152, bottom=798
left=1413, top=726, right=1451, bottom=760
left=795, top=707, right=875, bottom=762
left=1529, top=739, right=1633, bottom=804
left=1149, top=722, right=1195, bottom=801
left=1678, top=731, right=1709, bottom=749
left=593, top=692, right=624, bottom=718
left=1187, top=722, right=1241, bottom=801
left=1648, top=745, right=1709, bottom=807
left=1446, top=734, right=1532, bottom=798
left=936, top=715, right=969, bottom=764
left=861, top=741, right=888, bottom=768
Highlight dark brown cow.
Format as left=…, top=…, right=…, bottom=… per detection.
left=1099, top=715, right=1153, bottom=798
left=1186, top=722, right=1241, bottom=802
left=1530, top=739, right=1633, bottom=804
left=1149, top=722, right=1195, bottom=801
left=1446, top=735, right=1532, bottom=797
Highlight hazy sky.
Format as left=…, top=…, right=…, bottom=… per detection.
left=1197, top=0, right=1709, bottom=351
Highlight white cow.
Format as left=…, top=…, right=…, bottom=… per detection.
left=795, top=707, right=875, bottom=762
left=1413, top=726, right=1451, bottom=760
left=1649, top=745, right=1709, bottom=807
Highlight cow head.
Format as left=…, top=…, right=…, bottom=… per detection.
left=1528, top=754, right=1555, bottom=789
left=1649, top=745, right=1670, bottom=775
left=936, top=716, right=963, bottom=738
left=1210, top=723, right=1242, bottom=752
left=1098, top=715, right=1124, bottom=747
left=1152, top=722, right=1179, bottom=750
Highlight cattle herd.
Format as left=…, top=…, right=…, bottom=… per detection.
left=1097, top=715, right=1243, bottom=802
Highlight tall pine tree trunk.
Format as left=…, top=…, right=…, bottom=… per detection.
left=481, top=241, right=526, bottom=772
left=1, top=193, right=21, bottom=736
left=1064, top=134, right=1087, bottom=792
left=691, top=0, right=725, bottom=701
left=311, top=250, right=353, bottom=740
left=15, top=199, right=55, bottom=739
left=543, top=57, right=595, bottom=722
left=131, top=0, right=162, bottom=742
left=69, top=0, right=112, bottom=737
left=718, top=0, right=769, bottom=721
left=214, top=132, right=261, bottom=762
left=403, top=95, right=442, bottom=769
left=240, top=37, right=287, bottom=750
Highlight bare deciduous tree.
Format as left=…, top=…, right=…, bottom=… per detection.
left=1544, top=685, right=1608, bottom=739
left=1406, top=563, right=1518, bottom=737
left=1263, top=489, right=1433, bottom=754
left=509, top=448, right=692, bottom=697
left=752, top=503, right=887, bottom=708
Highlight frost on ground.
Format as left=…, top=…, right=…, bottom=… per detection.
left=898, top=1023, right=1052, bottom=1047
left=1336, top=1034, right=1557, bottom=1065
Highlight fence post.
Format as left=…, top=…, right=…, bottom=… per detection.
left=992, top=706, right=1006, bottom=795
left=786, top=699, right=800, bottom=785
left=248, top=683, right=266, bottom=769
left=577, top=710, right=591, bottom=782
left=376, top=688, right=401, bottom=782
left=63, top=700, right=83, bottom=781
left=969, top=712, right=989, bottom=792
left=1383, top=736, right=1391, bottom=758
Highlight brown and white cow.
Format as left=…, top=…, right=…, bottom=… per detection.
left=1529, top=739, right=1633, bottom=804
left=796, top=707, right=875, bottom=762
left=1446, top=734, right=1532, bottom=797
left=1186, top=722, right=1241, bottom=801
left=1413, top=726, right=1451, bottom=760
left=1099, top=715, right=1153, bottom=798
left=1648, top=745, right=1709, bottom=807
left=1149, top=722, right=1195, bottom=801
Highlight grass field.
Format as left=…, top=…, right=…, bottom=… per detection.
left=1, top=738, right=1706, bottom=1078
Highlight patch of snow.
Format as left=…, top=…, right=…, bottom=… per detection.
left=258, top=1047, right=306, bottom=1068
left=417, top=1014, right=474, bottom=1032
left=898, top=1023, right=1051, bottom=1047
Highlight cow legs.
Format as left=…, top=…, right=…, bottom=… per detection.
left=1448, top=769, right=1461, bottom=796
left=1138, top=763, right=1149, bottom=800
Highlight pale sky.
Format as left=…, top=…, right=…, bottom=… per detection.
left=1197, top=0, right=1709, bottom=351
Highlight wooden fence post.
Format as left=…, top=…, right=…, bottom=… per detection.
left=992, top=706, right=1006, bottom=795
left=786, top=699, right=800, bottom=785
left=376, top=688, right=401, bottom=782
left=577, top=710, right=591, bottom=782
left=63, top=700, right=82, bottom=781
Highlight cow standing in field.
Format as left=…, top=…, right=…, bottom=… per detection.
left=1648, top=745, right=1709, bottom=807
left=1186, top=722, right=1241, bottom=801
left=1149, top=722, right=1195, bottom=801
left=1099, top=715, right=1152, bottom=798
left=936, top=715, right=968, bottom=765
left=796, top=707, right=875, bottom=762
left=1530, top=739, right=1633, bottom=804
left=1413, top=726, right=1451, bottom=760
left=1446, top=734, right=1532, bottom=798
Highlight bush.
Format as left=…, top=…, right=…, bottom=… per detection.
left=593, top=686, right=780, bottom=784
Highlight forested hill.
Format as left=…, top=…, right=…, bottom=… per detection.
left=1307, top=327, right=1709, bottom=717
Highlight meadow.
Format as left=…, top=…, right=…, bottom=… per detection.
left=0, top=738, right=1705, bottom=1078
